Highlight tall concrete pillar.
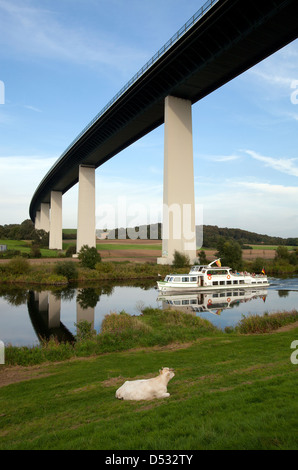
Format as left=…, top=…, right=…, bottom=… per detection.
left=77, top=165, right=96, bottom=253
left=35, top=211, right=41, bottom=230
left=49, top=191, right=62, bottom=250
left=39, top=203, right=50, bottom=232
left=157, top=96, right=197, bottom=265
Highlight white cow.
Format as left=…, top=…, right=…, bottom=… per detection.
left=115, top=367, right=175, bottom=401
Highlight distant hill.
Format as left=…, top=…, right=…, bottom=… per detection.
left=201, top=225, right=298, bottom=248
left=97, top=224, right=298, bottom=247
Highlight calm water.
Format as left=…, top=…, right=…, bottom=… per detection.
left=0, top=276, right=297, bottom=347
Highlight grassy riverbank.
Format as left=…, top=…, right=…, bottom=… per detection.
left=1, top=256, right=298, bottom=287
left=0, top=316, right=297, bottom=450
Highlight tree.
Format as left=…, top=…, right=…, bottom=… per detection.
left=173, top=250, right=190, bottom=268
left=78, top=245, right=101, bottom=269
left=216, top=237, right=243, bottom=270
left=275, top=246, right=289, bottom=261
left=198, top=250, right=208, bottom=265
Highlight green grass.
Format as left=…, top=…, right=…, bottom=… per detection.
left=249, top=245, right=295, bottom=251
left=0, top=326, right=297, bottom=450
left=0, top=239, right=61, bottom=258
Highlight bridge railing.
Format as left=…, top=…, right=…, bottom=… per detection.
left=40, top=0, right=220, bottom=178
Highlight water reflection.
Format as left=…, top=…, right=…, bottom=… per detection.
left=158, top=288, right=268, bottom=316
left=28, top=291, right=75, bottom=343
left=0, top=277, right=297, bottom=346
left=27, top=284, right=116, bottom=343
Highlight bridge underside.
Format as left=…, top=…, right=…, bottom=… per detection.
left=30, top=0, right=298, bottom=221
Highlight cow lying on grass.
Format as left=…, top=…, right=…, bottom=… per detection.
left=115, top=367, right=175, bottom=401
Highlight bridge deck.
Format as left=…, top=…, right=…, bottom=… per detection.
left=30, top=0, right=298, bottom=221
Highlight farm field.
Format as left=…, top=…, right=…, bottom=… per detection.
left=0, top=237, right=295, bottom=264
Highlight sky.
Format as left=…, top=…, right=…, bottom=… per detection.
left=0, top=0, right=297, bottom=238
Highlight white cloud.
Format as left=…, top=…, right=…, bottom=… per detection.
left=0, top=155, right=57, bottom=223
left=205, top=154, right=240, bottom=162
left=244, top=150, right=298, bottom=177
left=0, top=0, right=146, bottom=72
left=236, top=181, right=298, bottom=197
left=248, top=41, right=298, bottom=90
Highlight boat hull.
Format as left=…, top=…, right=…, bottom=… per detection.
left=157, top=281, right=270, bottom=293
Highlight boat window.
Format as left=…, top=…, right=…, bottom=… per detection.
left=233, top=280, right=238, bottom=285
left=227, top=281, right=232, bottom=285
left=174, top=277, right=180, bottom=282
left=182, top=277, right=189, bottom=282
left=220, top=281, right=225, bottom=286
left=182, top=300, right=189, bottom=305
left=213, top=281, right=219, bottom=286
left=239, top=280, right=244, bottom=284
left=190, top=277, right=197, bottom=282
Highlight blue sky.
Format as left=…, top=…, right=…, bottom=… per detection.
left=0, top=0, right=297, bottom=238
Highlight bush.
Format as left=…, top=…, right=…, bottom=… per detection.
left=78, top=245, right=101, bottom=269
left=30, top=244, right=41, bottom=258
left=65, top=245, right=76, bottom=258
left=7, top=256, right=31, bottom=275
left=173, top=250, right=190, bottom=268
left=75, top=320, right=96, bottom=341
left=54, top=261, right=78, bottom=280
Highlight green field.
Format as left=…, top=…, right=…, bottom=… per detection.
left=0, top=239, right=60, bottom=258
left=1, top=325, right=298, bottom=450
left=96, top=243, right=162, bottom=251
left=249, top=245, right=295, bottom=251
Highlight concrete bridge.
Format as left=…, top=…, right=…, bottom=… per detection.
left=29, top=0, right=298, bottom=264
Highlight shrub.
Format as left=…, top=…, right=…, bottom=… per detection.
left=65, top=245, right=76, bottom=258
left=173, top=250, right=190, bottom=268
left=7, top=256, right=31, bottom=275
left=78, top=245, right=101, bottom=269
left=54, top=261, right=78, bottom=280
left=30, top=244, right=41, bottom=258
left=101, top=312, right=151, bottom=335
left=75, top=320, right=96, bottom=341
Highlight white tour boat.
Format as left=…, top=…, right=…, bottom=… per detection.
left=157, top=259, right=269, bottom=293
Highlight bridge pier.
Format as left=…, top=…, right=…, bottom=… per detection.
left=35, top=211, right=41, bottom=230
left=49, top=191, right=62, bottom=250
left=157, top=96, right=197, bottom=265
left=76, top=165, right=96, bottom=253
left=39, top=203, right=50, bottom=232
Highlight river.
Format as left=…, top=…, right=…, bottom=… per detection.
left=0, top=276, right=297, bottom=347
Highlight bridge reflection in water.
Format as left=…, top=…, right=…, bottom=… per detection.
left=158, top=288, right=268, bottom=317
left=27, top=285, right=269, bottom=344
left=27, top=290, right=96, bottom=344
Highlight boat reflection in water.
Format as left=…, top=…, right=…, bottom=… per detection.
left=157, top=288, right=268, bottom=317
left=27, top=289, right=96, bottom=344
